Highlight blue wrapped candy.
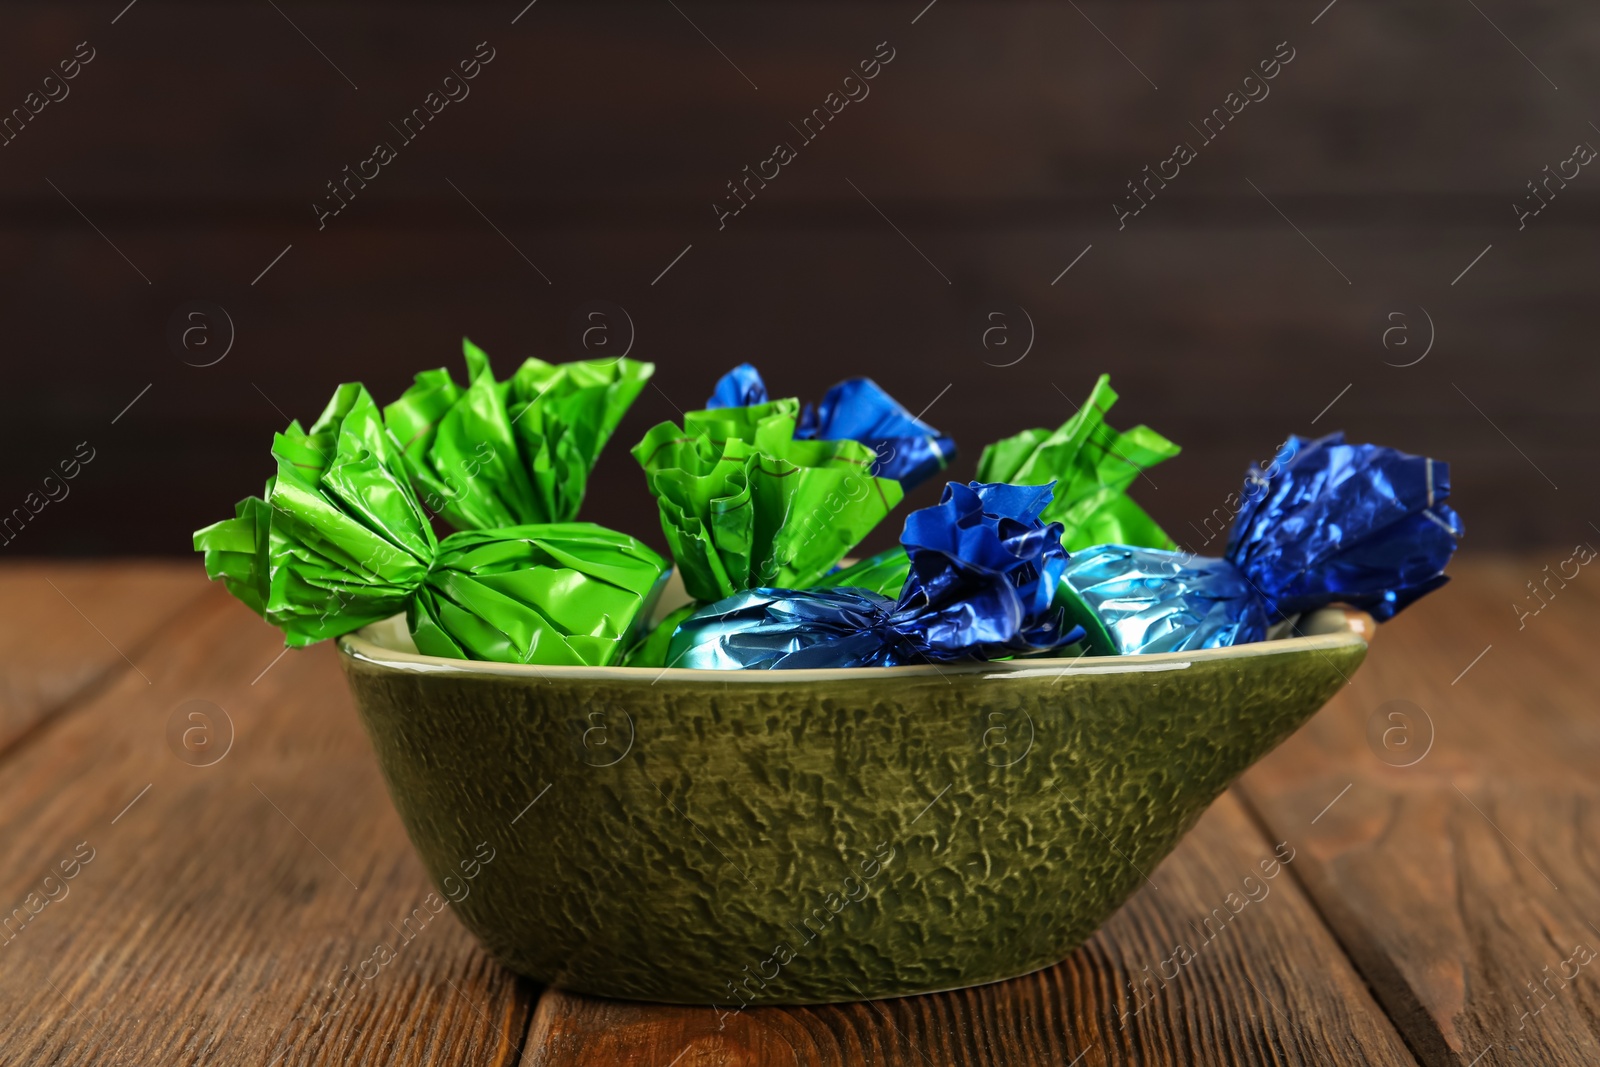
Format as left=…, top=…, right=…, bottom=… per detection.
left=667, top=481, right=1084, bottom=669
left=661, top=588, right=909, bottom=670
left=706, top=363, right=767, bottom=408
left=704, top=363, right=956, bottom=491
left=1053, top=547, right=1269, bottom=655
left=1058, top=432, right=1462, bottom=655
left=1225, top=432, right=1460, bottom=621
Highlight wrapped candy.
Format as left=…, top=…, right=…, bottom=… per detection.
left=663, top=588, right=910, bottom=670
left=194, top=382, right=668, bottom=665
left=666, top=481, right=1085, bottom=669
left=1224, top=433, right=1459, bottom=621
left=196, top=344, right=1462, bottom=672
left=706, top=363, right=767, bottom=408
left=817, top=374, right=1179, bottom=599
left=622, top=603, right=697, bottom=667
left=631, top=398, right=904, bottom=604
left=1052, top=548, right=1266, bottom=655
left=409, top=524, right=667, bottom=664
left=705, top=363, right=955, bottom=491
left=813, top=545, right=912, bottom=599
left=383, top=339, right=652, bottom=530
left=1056, top=432, right=1462, bottom=655
left=976, top=373, right=1180, bottom=551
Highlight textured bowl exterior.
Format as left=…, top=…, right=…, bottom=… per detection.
left=337, top=621, right=1365, bottom=1006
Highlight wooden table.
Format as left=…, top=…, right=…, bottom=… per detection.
left=2, top=555, right=1594, bottom=1066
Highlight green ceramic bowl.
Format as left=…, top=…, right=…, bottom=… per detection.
left=337, top=585, right=1370, bottom=1007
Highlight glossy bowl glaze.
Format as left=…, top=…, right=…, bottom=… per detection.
left=337, top=593, right=1369, bottom=1006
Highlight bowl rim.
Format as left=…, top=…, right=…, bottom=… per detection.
left=337, top=607, right=1373, bottom=684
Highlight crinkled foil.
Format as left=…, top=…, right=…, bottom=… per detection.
left=195, top=381, right=667, bottom=666
left=668, top=482, right=1083, bottom=669
left=1056, top=433, right=1462, bottom=655
left=976, top=374, right=1179, bottom=551
left=384, top=338, right=652, bottom=530
left=705, top=363, right=956, bottom=491
left=1057, top=545, right=1267, bottom=656
left=1226, top=432, right=1462, bottom=621
left=631, top=398, right=903, bottom=604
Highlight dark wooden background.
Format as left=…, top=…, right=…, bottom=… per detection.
left=1, top=0, right=1594, bottom=557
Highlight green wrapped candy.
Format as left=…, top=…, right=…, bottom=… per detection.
left=195, top=495, right=274, bottom=616
left=254, top=381, right=437, bottom=645
left=194, top=382, right=668, bottom=666
left=809, top=376, right=1181, bottom=598
left=410, top=524, right=670, bottom=666
left=632, top=399, right=904, bottom=604
left=383, top=338, right=653, bottom=530
left=975, top=373, right=1180, bottom=552
left=621, top=603, right=698, bottom=668
left=812, top=545, right=913, bottom=599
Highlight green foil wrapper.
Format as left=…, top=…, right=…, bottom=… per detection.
left=621, top=602, right=698, bottom=668
left=410, top=524, right=670, bottom=666
left=253, top=381, right=437, bottom=646
left=975, top=373, right=1180, bottom=552
left=632, top=398, right=905, bottom=604
left=813, top=375, right=1182, bottom=597
left=383, top=338, right=653, bottom=530
left=194, top=382, right=667, bottom=666
left=812, top=546, right=914, bottom=599
left=195, top=495, right=274, bottom=616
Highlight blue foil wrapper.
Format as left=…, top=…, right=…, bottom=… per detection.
left=1058, top=545, right=1269, bottom=655
left=704, top=363, right=956, bottom=491
left=1226, top=432, right=1461, bottom=622
left=1059, top=432, right=1462, bottom=655
left=897, top=482, right=1074, bottom=656
left=664, top=588, right=909, bottom=669
left=668, top=481, right=1084, bottom=669
left=706, top=363, right=767, bottom=408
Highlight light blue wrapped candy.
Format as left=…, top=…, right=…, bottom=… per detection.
left=1053, top=546, right=1268, bottom=655
left=1056, top=432, right=1462, bottom=655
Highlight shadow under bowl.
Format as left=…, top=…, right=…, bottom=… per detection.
left=337, top=605, right=1369, bottom=1005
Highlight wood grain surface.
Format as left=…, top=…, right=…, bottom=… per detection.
left=0, top=581, right=533, bottom=1067
left=0, top=561, right=202, bottom=755
left=0, top=554, right=1592, bottom=1064
left=1235, top=554, right=1600, bottom=1067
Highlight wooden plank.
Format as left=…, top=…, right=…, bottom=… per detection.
left=0, top=561, right=206, bottom=753
left=0, top=587, right=536, bottom=1066
left=0, top=2, right=1592, bottom=206
left=521, top=792, right=1421, bottom=1066
left=1236, top=553, right=1600, bottom=1066
left=2, top=221, right=1592, bottom=557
